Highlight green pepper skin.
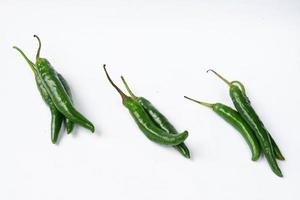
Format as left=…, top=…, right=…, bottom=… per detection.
left=13, top=46, right=64, bottom=144
left=138, top=97, right=190, bottom=158
left=103, top=65, right=188, bottom=146
left=57, top=73, right=75, bottom=134
left=50, top=107, right=64, bottom=143
left=212, top=103, right=261, bottom=161
left=35, top=58, right=94, bottom=133
left=269, top=133, right=285, bottom=160
left=14, top=35, right=94, bottom=140
left=35, top=75, right=64, bottom=144
left=207, top=69, right=284, bottom=176
left=125, top=98, right=188, bottom=146
left=230, top=85, right=282, bottom=177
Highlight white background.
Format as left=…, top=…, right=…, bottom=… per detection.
left=1, top=0, right=300, bottom=199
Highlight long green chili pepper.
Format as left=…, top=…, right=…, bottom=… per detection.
left=32, top=35, right=94, bottom=132
left=13, top=46, right=64, bottom=144
left=13, top=35, right=95, bottom=143
left=208, top=69, right=283, bottom=177
left=184, top=96, right=260, bottom=161
left=57, top=74, right=75, bottom=134
left=207, top=70, right=284, bottom=161
left=120, top=76, right=190, bottom=158
left=103, top=65, right=188, bottom=146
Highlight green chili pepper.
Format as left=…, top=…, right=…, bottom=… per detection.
left=184, top=96, right=260, bottom=161
left=13, top=46, right=64, bottom=144
left=33, top=35, right=94, bottom=132
left=103, top=65, right=188, bottom=146
left=13, top=35, right=94, bottom=143
left=120, top=76, right=190, bottom=158
left=57, top=74, right=75, bottom=134
left=36, top=75, right=64, bottom=143
left=208, top=69, right=283, bottom=177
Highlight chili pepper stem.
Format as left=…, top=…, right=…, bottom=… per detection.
left=103, top=65, right=129, bottom=103
left=13, top=46, right=37, bottom=72
left=33, top=35, right=41, bottom=60
left=121, top=76, right=137, bottom=99
left=207, top=69, right=231, bottom=86
left=184, top=96, right=213, bottom=108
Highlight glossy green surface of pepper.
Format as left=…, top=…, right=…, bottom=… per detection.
left=14, top=46, right=64, bottom=144
left=269, top=133, right=285, bottom=160
left=184, top=96, right=260, bottom=161
left=36, top=75, right=64, bottom=143
left=14, top=35, right=95, bottom=143
left=103, top=65, right=188, bottom=146
left=120, top=77, right=190, bottom=158
left=57, top=73, right=75, bottom=134
left=209, top=70, right=283, bottom=177
left=230, top=85, right=282, bottom=176
left=35, top=58, right=94, bottom=132
left=49, top=107, right=64, bottom=143
left=213, top=103, right=261, bottom=161
left=138, top=97, right=190, bottom=158
left=126, top=98, right=189, bottom=145
left=30, top=35, right=94, bottom=132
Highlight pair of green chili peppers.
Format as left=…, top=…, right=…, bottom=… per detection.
left=103, top=65, right=190, bottom=158
left=185, top=70, right=284, bottom=177
left=14, top=36, right=95, bottom=144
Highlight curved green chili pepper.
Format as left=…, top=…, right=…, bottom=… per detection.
left=103, top=65, right=188, bottom=146
left=14, top=35, right=94, bottom=143
left=207, top=70, right=284, bottom=161
left=57, top=73, right=75, bottom=134
left=13, top=46, right=64, bottom=144
left=120, top=76, right=190, bottom=158
left=184, top=96, right=260, bottom=161
left=32, top=35, right=94, bottom=132
left=208, top=69, right=283, bottom=177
